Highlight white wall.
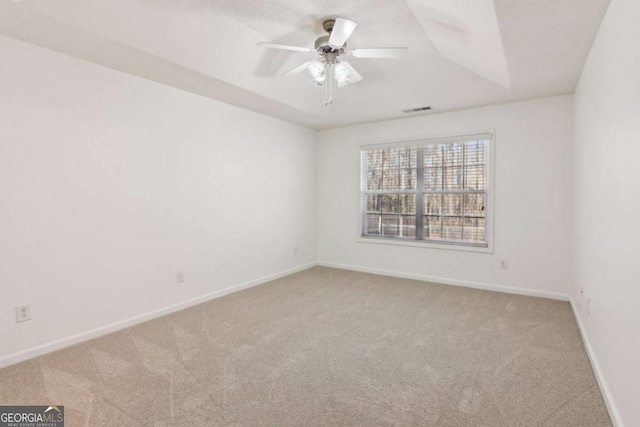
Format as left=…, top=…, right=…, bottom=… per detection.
left=0, top=36, right=316, bottom=365
left=317, top=96, right=574, bottom=298
left=573, top=0, right=640, bottom=425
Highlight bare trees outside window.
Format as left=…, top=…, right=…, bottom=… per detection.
left=361, top=134, right=490, bottom=247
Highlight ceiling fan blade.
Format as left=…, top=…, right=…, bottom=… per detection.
left=257, top=42, right=314, bottom=54
left=341, top=61, right=363, bottom=84
left=282, top=62, right=311, bottom=76
left=328, top=18, right=358, bottom=48
left=348, top=47, right=408, bottom=59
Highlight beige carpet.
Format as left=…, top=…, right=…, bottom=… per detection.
left=0, top=267, right=611, bottom=426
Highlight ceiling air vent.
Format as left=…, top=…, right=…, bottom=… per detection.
left=403, top=105, right=433, bottom=113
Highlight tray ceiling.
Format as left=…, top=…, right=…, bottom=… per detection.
left=0, top=0, right=610, bottom=129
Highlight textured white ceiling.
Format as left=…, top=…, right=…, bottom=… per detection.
left=0, top=0, right=610, bottom=129
left=406, top=0, right=510, bottom=88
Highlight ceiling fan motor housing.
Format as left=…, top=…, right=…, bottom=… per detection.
left=315, top=36, right=345, bottom=54
left=314, top=19, right=347, bottom=54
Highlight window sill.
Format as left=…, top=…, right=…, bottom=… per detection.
left=357, top=236, right=494, bottom=254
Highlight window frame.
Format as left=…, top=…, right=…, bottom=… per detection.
left=357, top=131, right=495, bottom=253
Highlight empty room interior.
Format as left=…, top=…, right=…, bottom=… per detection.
left=1, top=0, right=639, bottom=426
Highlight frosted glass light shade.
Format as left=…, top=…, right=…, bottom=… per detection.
left=334, top=63, right=351, bottom=87
left=308, top=61, right=325, bottom=86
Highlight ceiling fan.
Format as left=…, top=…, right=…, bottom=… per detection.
left=257, top=18, right=408, bottom=106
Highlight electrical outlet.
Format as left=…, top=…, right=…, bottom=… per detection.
left=15, top=305, right=31, bottom=323
left=294, top=246, right=298, bottom=256
left=499, top=260, right=508, bottom=270
left=177, top=271, right=184, bottom=284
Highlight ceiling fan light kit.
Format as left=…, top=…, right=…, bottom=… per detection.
left=258, top=18, right=408, bottom=106
left=307, top=55, right=352, bottom=105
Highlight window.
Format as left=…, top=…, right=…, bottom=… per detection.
left=360, top=133, right=491, bottom=248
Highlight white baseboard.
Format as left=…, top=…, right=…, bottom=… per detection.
left=570, top=300, right=623, bottom=427
left=0, top=262, right=317, bottom=369
left=317, top=261, right=570, bottom=301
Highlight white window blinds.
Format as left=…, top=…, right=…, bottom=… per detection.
left=360, top=133, right=491, bottom=247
